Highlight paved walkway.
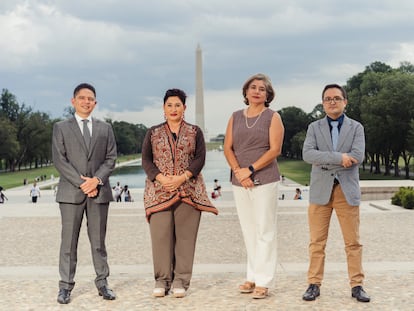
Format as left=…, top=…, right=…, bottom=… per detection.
left=0, top=183, right=413, bottom=310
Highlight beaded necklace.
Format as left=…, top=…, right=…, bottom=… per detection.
left=245, top=107, right=266, bottom=129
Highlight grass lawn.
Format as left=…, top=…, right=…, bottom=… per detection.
left=1, top=153, right=412, bottom=189
left=0, top=154, right=140, bottom=190
left=278, top=158, right=412, bottom=186
left=0, top=166, right=59, bottom=190
left=278, top=159, right=311, bottom=185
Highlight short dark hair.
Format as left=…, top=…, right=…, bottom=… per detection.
left=73, top=83, right=96, bottom=98
left=163, top=88, right=187, bottom=105
left=242, top=73, right=275, bottom=107
left=322, top=84, right=347, bottom=99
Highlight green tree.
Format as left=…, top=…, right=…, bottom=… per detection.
left=359, top=71, right=389, bottom=174
left=360, top=70, right=414, bottom=177
left=407, top=120, right=414, bottom=171
left=397, top=61, right=414, bottom=74
left=22, top=112, right=53, bottom=168
left=345, top=61, right=393, bottom=123
left=290, top=130, right=307, bottom=159
left=278, top=107, right=310, bottom=158
left=63, top=106, right=75, bottom=118
left=0, top=118, right=19, bottom=170
left=111, top=121, right=147, bottom=155
left=309, top=103, right=324, bottom=120
left=377, top=72, right=414, bottom=178
left=0, top=89, right=20, bottom=122
left=346, top=61, right=394, bottom=174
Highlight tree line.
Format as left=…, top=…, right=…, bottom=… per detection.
left=1, top=60, right=414, bottom=178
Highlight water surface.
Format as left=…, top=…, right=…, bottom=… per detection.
left=109, top=150, right=230, bottom=189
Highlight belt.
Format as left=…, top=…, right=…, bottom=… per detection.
left=333, top=178, right=340, bottom=185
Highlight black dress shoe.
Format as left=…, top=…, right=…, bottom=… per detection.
left=57, top=288, right=71, bottom=304
left=98, top=285, right=116, bottom=300
left=352, top=286, right=370, bottom=302
left=302, top=284, right=320, bottom=301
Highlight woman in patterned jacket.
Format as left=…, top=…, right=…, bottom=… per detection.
left=142, top=88, right=218, bottom=298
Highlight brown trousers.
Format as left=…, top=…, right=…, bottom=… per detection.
left=149, top=202, right=201, bottom=290
left=307, top=184, right=365, bottom=288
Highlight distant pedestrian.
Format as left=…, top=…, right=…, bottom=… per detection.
left=0, top=187, right=8, bottom=204
left=294, top=188, right=302, bottom=200
left=30, top=182, right=41, bottom=203
left=123, top=185, right=132, bottom=202
left=212, top=179, right=222, bottom=199
left=112, top=181, right=122, bottom=202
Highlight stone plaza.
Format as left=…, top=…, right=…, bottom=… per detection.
left=0, top=180, right=413, bottom=310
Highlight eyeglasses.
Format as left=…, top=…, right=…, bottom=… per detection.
left=323, top=96, right=344, bottom=104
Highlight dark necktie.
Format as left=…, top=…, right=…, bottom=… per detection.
left=331, top=121, right=339, bottom=151
left=82, top=119, right=91, bottom=150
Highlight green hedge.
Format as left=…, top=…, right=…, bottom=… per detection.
left=391, top=187, right=414, bottom=209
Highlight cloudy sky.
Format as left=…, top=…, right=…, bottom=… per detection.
left=1, top=0, right=414, bottom=138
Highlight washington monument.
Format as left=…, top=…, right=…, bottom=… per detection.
left=195, top=44, right=205, bottom=134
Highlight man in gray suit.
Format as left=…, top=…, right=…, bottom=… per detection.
left=301, top=84, right=370, bottom=303
left=52, top=83, right=117, bottom=304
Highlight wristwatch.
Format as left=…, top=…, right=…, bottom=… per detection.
left=248, top=165, right=255, bottom=174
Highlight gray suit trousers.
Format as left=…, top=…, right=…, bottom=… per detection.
left=58, top=199, right=110, bottom=290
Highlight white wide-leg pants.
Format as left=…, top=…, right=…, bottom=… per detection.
left=232, top=182, right=278, bottom=288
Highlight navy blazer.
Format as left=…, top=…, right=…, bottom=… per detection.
left=302, top=115, right=365, bottom=206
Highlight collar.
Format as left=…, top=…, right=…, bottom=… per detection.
left=327, top=114, right=344, bottom=127
left=74, top=113, right=92, bottom=123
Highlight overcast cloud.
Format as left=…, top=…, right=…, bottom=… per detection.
left=1, top=0, right=414, bottom=138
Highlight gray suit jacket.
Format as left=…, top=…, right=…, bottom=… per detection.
left=302, top=115, right=365, bottom=206
left=52, top=116, right=117, bottom=204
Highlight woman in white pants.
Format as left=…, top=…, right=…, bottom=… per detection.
left=224, top=73, right=284, bottom=299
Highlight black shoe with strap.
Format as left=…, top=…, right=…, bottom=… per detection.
left=302, top=284, right=320, bottom=301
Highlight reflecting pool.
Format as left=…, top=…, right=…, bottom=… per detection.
left=109, top=150, right=231, bottom=189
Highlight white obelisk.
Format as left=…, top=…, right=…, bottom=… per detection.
left=195, top=44, right=205, bottom=135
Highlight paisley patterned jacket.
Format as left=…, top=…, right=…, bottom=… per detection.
left=142, top=121, right=218, bottom=219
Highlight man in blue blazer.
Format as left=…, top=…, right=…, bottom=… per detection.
left=301, top=84, right=370, bottom=303
left=52, top=83, right=117, bottom=304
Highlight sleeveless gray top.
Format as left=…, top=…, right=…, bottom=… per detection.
left=230, top=108, right=281, bottom=186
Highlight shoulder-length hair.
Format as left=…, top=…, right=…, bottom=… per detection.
left=242, top=73, right=275, bottom=107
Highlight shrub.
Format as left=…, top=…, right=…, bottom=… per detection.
left=391, top=187, right=414, bottom=209
left=391, top=187, right=406, bottom=206
left=402, top=191, right=414, bottom=209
